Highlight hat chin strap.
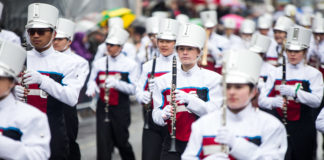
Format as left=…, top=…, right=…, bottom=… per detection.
left=41, top=32, right=55, bottom=49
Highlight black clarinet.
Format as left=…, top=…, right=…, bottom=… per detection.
left=104, top=56, right=110, bottom=123
left=143, top=53, right=157, bottom=129
left=169, top=56, right=177, bottom=152
left=282, top=55, right=288, bottom=125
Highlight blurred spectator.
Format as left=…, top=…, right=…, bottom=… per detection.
left=71, top=32, right=93, bottom=61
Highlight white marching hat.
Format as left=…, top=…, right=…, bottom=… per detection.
left=224, top=48, right=262, bottom=84
left=300, top=14, right=312, bottom=27
left=284, top=4, right=297, bottom=17
left=146, top=17, right=160, bottom=34
left=26, top=3, right=59, bottom=29
left=249, top=33, right=271, bottom=53
left=152, top=11, right=169, bottom=19
left=273, top=16, right=294, bottom=32
left=200, top=10, right=217, bottom=28
left=176, top=23, right=206, bottom=50
left=157, top=18, right=179, bottom=40
left=176, top=14, right=190, bottom=24
left=224, top=18, right=236, bottom=29
left=285, top=26, right=312, bottom=51
left=56, top=18, right=76, bottom=41
left=240, top=19, right=256, bottom=34
left=312, top=17, right=324, bottom=33
left=108, top=17, right=124, bottom=29
left=105, top=26, right=129, bottom=45
left=0, top=40, right=26, bottom=80
left=258, top=16, right=271, bottom=29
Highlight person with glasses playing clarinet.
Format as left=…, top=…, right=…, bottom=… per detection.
left=14, top=3, right=79, bottom=159
left=53, top=18, right=90, bottom=160
left=136, top=18, right=179, bottom=160
left=0, top=40, right=51, bottom=160
left=152, top=23, right=223, bottom=160
left=86, top=26, right=138, bottom=160
left=259, top=26, right=324, bottom=160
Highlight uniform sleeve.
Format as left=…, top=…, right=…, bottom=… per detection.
left=135, top=62, right=149, bottom=103
left=152, top=77, right=167, bottom=126
left=316, top=107, right=324, bottom=133
left=114, top=61, right=139, bottom=95
left=258, top=71, right=276, bottom=110
left=71, top=59, right=90, bottom=97
left=295, top=71, right=323, bottom=108
left=181, top=121, right=203, bottom=160
left=39, top=60, right=80, bottom=106
left=0, top=113, right=51, bottom=160
left=186, top=75, right=223, bottom=116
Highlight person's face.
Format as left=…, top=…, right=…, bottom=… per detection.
left=259, top=28, right=269, bottom=36
left=148, top=33, right=157, bottom=47
left=133, top=33, right=142, bottom=44
left=176, top=46, right=200, bottom=66
left=157, top=39, right=175, bottom=57
left=225, top=28, right=234, bottom=36
left=53, top=38, right=71, bottom=52
left=106, top=43, right=122, bottom=57
left=241, top=33, right=252, bottom=41
left=28, top=28, right=55, bottom=50
left=313, top=33, right=324, bottom=43
left=286, top=49, right=306, bottom=65
left=227, top=83, right=256, bottom=113
left=0, top=77, right=14, bottom=98
left=274, top=30, right=287, bottom=44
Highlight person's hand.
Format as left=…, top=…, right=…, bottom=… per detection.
left=204, top=152, right=230, bottom=160
left=105, top=77, right=118, bottom=88
left=148, top=79, right=155, bottom=92
left=174, top=90, right=193, bottom=104
left=215, top=127, right=236, bottom=148
left=279, top=85, right=296, bottom=97
left=162, top=105, right=173, bottom=120
left=23, top=70, right=44, bottom=85
left=86, top=82, right=99, bottom=97
left=14, top=85, right=28, bottom=102
left=271, top=96, right=284, bottom=109
left=141, top=91, right=151, bottom=104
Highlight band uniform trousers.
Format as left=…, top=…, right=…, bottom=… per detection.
left=160, top=135, right=188, bottom=160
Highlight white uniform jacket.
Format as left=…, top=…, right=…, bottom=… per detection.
left=135, top=53, right=177, bottom=107
left=136, top=42, right=159, bottom=65
left=27, top=46, right=79, bottom=110
left=0, top=93, right=51, bottom=160
left=62, top=48, right=90, bottom=97
left=259, top=61, right=324, bottom=121
left=87, top=53, right=139, bottom=105
left=182, top=104, right=287, bottom=160
left=258, top=62, right=277, bottom=89
left=152, top=64, right=223, bottom=141
left=94, top=42, right=137, bottom=62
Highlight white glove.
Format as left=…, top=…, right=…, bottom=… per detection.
left=279, top=85, right=296, bottom=97
left=105, top=77, right=118, bottom=88
left=270, top=96, right=284, bottom=109
left=14, top=85, right=26, bottom=101
left=204, top=153, right=230, bottom=160
left=141, top=91, right=151, bottom=104
left=174, top=90, right=192, bottom=104
left=148, top=79, right=155, bottom=92
left=85, top=82, right=99, bottom=97
left=215, top=127, right=236, bottom=148
left=162, top=105, right=172, bottom=120
left=23, top=70, right=44, bottom=85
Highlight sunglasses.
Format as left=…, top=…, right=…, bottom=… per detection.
left=106, top=43, right=120, bottom=47
left=27, top=28, right=52, bottom=36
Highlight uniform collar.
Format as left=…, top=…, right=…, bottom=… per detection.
left=288, top=59, right=305, bottom=69
left=61, top=48, right=72, bottom=55
left=109, top=53, right=124, bottom=62
left=179, top=64, right=200, bottom=77
left=0, top=93, right=15, bottom=111
left=160, top=52, right=175, bottom=62
left=32, top=46, right=55, bottom=57
left=227, top=103, right=254, bottom=121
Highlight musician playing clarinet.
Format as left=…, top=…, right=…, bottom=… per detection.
left=182, top=49, right=287, bottom=160
left=152, top=23, right=222, bottom=160
left=135, top=18, right=179, bottom=160
left=259, top=26, right=324, bottom=160
left=86, top=26, right=139, bottom=160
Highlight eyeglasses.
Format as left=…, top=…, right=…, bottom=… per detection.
left=106, top=43, right=120, bottom=47
left=27, top=28, right=52, bottom=36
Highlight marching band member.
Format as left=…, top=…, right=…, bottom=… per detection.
left=86, top=26, right=138, bottom=160
left=249, top=33, right=274, bottom=88
left=259, top=26, right=323, bottom=160
left=15, top=3, right=79, bottom=159
left=222, top=18, right=242, bottom=48
left=199, top=10, right=228, bottom=73
left=53, top=18, right=90, bottom=160
left=182, top=48, right=287, bottom=160
left=136, top=18, right=179, bottom=160
left=266, top=16, right=294, bottom=66
left=0, top=40, right=51, bottom=160
left=136, top=17, right=160, bottom=65
left=257, top=15, right=273, bottom=37
left=152, top=23, right=223, bottom=160
left=235, top=19, right=256, bottom=49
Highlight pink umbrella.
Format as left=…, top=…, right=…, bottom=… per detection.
left=221, top=14, right=245, bottom=29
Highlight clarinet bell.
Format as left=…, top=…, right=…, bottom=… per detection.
left=168, top=139, right=177, bottom=152
left=104, top=116, right=110, bottom=123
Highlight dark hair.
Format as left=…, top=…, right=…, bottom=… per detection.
left=134, top=26, right=146, bottom=35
